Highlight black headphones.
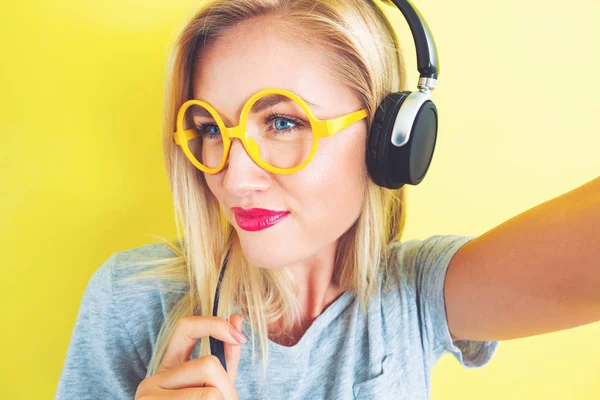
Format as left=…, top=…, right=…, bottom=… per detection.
left=209, top=0, right=440, bottom=371
left=367, top=0, right=440, bottom=190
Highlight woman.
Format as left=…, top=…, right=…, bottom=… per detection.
left=55, top=0, right=600, bottom=399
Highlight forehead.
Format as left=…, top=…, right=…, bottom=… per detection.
left=191, top=20, right=359, bottom=122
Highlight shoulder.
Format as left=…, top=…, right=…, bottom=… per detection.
left=92, top=242, right=188, bottom=364
left=384, top=234, right=477, bottom=287
left=109, top=240, right=188, bottom=313
left=110, top=241, right=183, bottom=282
left=56, top=242, right=185, bottom=396
left=85, top=241, right=182, bottom=295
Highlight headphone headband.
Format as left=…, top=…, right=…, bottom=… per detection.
left=378, top=0, right=440, bottom=87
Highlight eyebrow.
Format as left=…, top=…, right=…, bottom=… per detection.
left=251, top=94, right=320, bottom=113
left=189, top=94, right=320, bottom=124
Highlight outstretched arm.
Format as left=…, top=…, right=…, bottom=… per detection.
left=444, top=176, right=600, bottom=342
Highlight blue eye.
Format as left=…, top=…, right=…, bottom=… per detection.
left=195, top=123, right=221, bottom=139
left=274, top=118, right=294, bottom=130
left=264, top=113, right=304, bottom=135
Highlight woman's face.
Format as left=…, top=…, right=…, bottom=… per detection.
left=192, top=19, right=368, bottom=269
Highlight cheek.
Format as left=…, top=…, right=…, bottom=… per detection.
left=203, top=174, right=224, bottom=202
left=203, top=174, right=216, bottom=194
left=320, top=127, right=368, bottom=190
left=293, top=130, right=367, bottom=221
left=330, top=132, right=367, bottom=214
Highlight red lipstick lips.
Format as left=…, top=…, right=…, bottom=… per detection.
left=231, top=207, right=290, bottom=232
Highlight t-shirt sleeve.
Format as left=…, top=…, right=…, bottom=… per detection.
left=393, top=234, right=499, bottom=369
left=55, top=253, right=147, bottom=400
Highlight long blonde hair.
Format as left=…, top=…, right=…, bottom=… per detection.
left=120, top=0, right=409, bottom=388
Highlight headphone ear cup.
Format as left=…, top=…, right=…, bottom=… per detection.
left=367, top=91, right=439, bottom=189
left=367, top=92, right=409, bottom=188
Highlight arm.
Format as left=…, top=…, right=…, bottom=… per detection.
left=444, top=176, right=600, bottom=342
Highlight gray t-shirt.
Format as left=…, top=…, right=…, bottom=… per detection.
left=55, top=235, right=499, bottom=399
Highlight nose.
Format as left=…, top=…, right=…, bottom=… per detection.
left=222, top=139, right=271, bottom=196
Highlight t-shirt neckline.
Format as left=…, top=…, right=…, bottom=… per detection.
left=239, top=289, right=355, bottom=356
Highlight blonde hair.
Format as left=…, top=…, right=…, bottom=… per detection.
left=120, top=0, right=409, bottom=389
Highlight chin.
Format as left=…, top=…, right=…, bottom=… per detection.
left=237, top=237, right=295, bottom=269
left=244, top=252, right=290, bottom=270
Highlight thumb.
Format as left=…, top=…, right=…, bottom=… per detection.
left=224, top=313, right=244, bottom=384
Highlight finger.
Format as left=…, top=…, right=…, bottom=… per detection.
left=157, top=316, right=246, bottom=374
left=224, top=314, right=244, bottom=383
left=152, top=355, right=235, bottom=400
left=151, top=386, right=225, bottom=400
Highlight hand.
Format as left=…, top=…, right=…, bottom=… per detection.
left=135, top=314, right=245, bottom=399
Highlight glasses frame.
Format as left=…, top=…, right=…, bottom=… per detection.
left=172, top=88, right=368, bottom=174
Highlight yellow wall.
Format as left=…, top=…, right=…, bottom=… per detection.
left=1, top=0, right=598, bottom=398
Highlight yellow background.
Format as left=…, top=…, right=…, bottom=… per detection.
left=1, top=0, right=599, bottom=398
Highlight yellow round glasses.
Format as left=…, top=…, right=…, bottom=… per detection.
left=172, top=88, right=368, bottom=174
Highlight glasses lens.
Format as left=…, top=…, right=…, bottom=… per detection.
left=182, top=103, right=225, bottom=169
left=247, top=93, right=314, bottom=169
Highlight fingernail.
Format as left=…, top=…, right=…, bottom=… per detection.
left=230, top=327, right=247, bottom=343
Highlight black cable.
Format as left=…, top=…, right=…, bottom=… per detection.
left=209, top=248, right=231, bottom=371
